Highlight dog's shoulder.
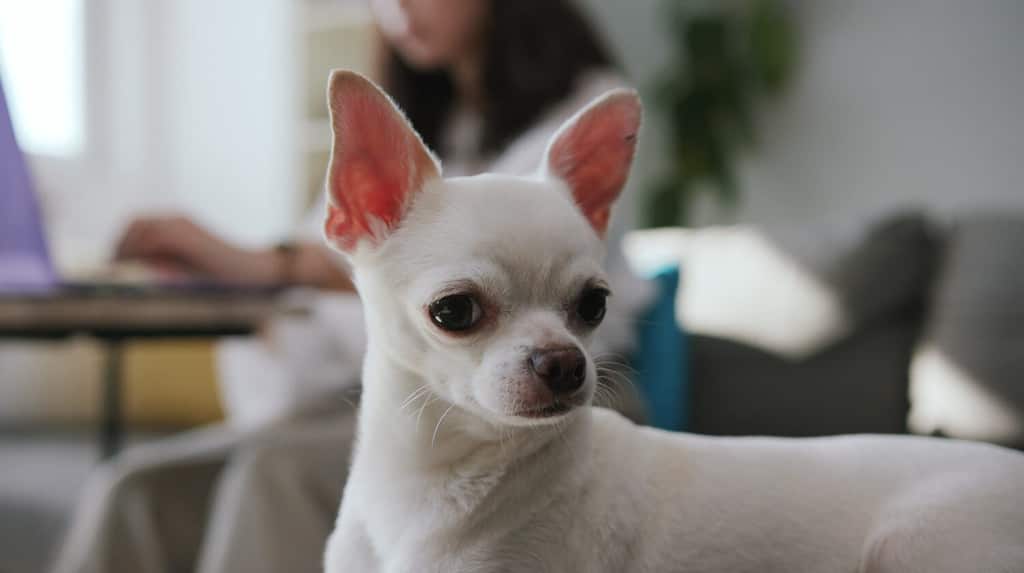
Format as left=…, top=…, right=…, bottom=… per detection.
left=589, top=405, right=634, bottom=431
left=588, top=406, right=695, bottom=454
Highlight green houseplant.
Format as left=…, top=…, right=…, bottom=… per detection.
left=646, top=0, right=796, bottom=227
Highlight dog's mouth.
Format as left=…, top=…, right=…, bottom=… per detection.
left=515, top=399, right=578, bottom=419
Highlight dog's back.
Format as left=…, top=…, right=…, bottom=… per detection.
left=566, top=408, right=1024, bottom=572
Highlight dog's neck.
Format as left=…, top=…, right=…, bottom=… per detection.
left=350, top=332, right=592, bottom=536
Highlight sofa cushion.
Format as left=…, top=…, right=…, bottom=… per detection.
left=689, top=310, right=919, bottom=437
left=909, top=213, right=1024, bottom=446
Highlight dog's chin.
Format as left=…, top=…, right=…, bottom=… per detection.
left=516, top=401, right=576, bottom=419
left=500, top=395, right=588, bottom=427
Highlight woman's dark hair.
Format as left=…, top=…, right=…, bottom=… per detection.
left=383, top=0, right=615, bottom=159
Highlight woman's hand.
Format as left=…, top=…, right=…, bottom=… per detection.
left=114, top=215, right=278, bottom=284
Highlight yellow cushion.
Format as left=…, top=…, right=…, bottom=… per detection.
left=122, top=340, right=224, bottom=427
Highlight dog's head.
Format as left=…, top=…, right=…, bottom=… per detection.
left=324, top=71, right=641, bottom=427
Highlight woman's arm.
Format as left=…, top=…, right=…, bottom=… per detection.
left=115, top=215, right=353, bottom=291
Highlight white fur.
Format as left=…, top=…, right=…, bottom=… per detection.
left=324, top=83, right=1024, bottom=573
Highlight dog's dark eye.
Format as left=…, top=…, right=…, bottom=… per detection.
left=429, top=294, right=482, bottom=332
left=576, top=287, right=609, bottom=326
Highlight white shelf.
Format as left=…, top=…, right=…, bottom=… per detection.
left=295, top=0, right=376, bottom=209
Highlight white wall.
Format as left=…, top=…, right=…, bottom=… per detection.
left=738, top=0, right=1024, bottom=229
left=586, top=0, right=1024, bottom=231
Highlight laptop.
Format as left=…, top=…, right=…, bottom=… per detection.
left=0, top=74, right=277, bottom=298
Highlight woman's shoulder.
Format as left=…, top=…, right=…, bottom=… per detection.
left=487, top=69, right=632, bottom=176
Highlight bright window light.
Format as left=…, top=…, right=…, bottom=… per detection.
left=0, top=0, right=84, bottom=157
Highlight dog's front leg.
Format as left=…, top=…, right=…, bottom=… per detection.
left=324, top=512, right=378, bottom=573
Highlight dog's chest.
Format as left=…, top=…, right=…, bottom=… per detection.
left=360, top=465, right=603, bottom=572
left=377, top=519, right=600, bottom=573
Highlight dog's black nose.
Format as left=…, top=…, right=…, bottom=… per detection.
left=529, top=347, right=587, bottom=395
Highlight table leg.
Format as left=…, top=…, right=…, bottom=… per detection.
left=100, top=340, right=124, bottom=459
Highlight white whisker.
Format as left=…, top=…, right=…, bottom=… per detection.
left=400, top=385, right=430, bottom=413
left=416, top=394, right=436, bottom=430
left=432, top=403, right=456, bottom=448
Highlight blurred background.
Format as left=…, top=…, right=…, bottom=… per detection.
left=2, top=0, right=1023, bottom=571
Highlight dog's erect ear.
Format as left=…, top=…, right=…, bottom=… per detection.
left=324, top=70, right=441, bottom=251
left=543, top=89, right=642, bottom=237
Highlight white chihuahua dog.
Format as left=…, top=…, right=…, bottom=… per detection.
left=321, top=71, right=1024, bottom=573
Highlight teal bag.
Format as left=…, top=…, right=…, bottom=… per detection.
left=632, top=267, right=688, bottom=431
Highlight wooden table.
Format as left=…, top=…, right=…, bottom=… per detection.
left=0, top=290, right=278, bottom=457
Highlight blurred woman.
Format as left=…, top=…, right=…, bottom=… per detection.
left=52, top=2, right=638, bottom=572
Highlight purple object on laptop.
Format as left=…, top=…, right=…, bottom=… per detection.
left=0, top=75, right=58, bottom=292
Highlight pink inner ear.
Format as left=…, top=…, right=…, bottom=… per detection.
left=324, top=73, right=438, bottom=250
left=547, top=93, right=641, bottom=236
left=325, top=157, right=405, bottom=251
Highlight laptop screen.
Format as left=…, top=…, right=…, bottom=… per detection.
left=0, top=73, right=57, bottom=292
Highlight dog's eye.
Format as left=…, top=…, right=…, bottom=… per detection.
left=576, top=287, right=609, bottom=326
left=429, top=294, right=482, bottom=332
